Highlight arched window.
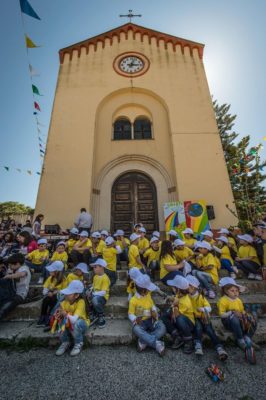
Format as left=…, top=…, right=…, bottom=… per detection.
left=113, top=118, right=132, bottom=140
left=134, top=117, right=152, bottom=140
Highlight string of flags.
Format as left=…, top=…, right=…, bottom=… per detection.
left=19, top=0, right=46, bottom=161
left=1, top=165, right=41, bottom=175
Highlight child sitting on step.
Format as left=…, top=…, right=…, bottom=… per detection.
left=90, top=258, right=110, bottom=329
left=213, top=236, right=238, bottom=279
left=55, top=280, right=90, bottom=357
left=102, top=236, right=122, bottom=286
left=235, top=234, right=262, bottom=280
left=51, top=241, right=68, bottom=268
left=25, top=238, right=49, bottom=284
left=66, top=228, right=79, bottom=256
left=66, top=262, right=88, bottom=285
left=128, top=273, right=166, bottom=356
left=186, top=275, right=228, bottom=360
left=159, top=240, right=184, bottom=285
left=114, top=230, right=130, bottom=262
left=182, top=228, right=196, bottom=249
left=217, top=277, right=257, bottom=364
left=144, top=237, right=161, bottom=278
left=138, top=227, right=150, bottom=256
left=128, top=233, right=145, bottom=271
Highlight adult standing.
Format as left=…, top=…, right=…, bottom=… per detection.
left=74, top=208, right=93, bottom=235
left=32, top=214, right=44, bottom=239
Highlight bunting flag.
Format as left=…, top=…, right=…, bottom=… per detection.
left=264, top=136, right=266, bottom=141
left=32, top=84, right=42, bottom=96
left=20, top=0, right=41, bottom=20
left=29, top=64, right=40, bottom=77
left=34, top=101, right=41, bottom=111
left=25, top=35, right=39, bottom=48
left=36, top=120, right=45, bottom=127
left=1, top=166, right=41, bottom=175
left=16, top=168, right=22, bottom=173
left=27, top=170, right=32, bottom=175
left=4, top=167, right=9, bottom=171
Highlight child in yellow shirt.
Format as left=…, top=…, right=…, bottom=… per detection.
left=144, top=237, right=160, bottom=278
left=128, top=274, right=166, bottom=356
left=138, top=227, right=150, bottom=256
left=66, top=262, right=88, bottom=285
left=214, top=236, right=238, bottom=278
left=25, top=238, right=49, bottom=284
left=182, top=228, right=196, bottom=249
left=159, top=240, right=184, bottom=285
left=161, top=275, right=194, bottom=354
left=51, top=241, right=68, bottom=268
left=186, top=275, right=228, bottom=360
left=201, top=230, right=215, bottom=245
left=217, top=277, right=257, bottom=363
left=71, top=231, right=92, bottom=266
left=235, top=234, right=262, bottom=280
left=90, top=258, right=111, bottom=328
left=66, top=228, right=79, bottom=255
left=128, top=233, right=145, bottom=271
left=193, top=241, right=218, bottom=299
left=103, top=236, right=122, bottom=286
left=114, top=229, right=130, bottom=262
left=55, top=280, right=89, bottom=356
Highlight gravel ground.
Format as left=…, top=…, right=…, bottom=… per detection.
left=0, top=344, right=263, bottom=400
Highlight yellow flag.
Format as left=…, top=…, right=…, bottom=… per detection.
left=27, top=170, right=32, bottom=175
left=263, top=136, right=266, bottom=140
left=25, top=35, right=38, bottom=48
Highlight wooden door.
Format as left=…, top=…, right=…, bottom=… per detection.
left=111, top=172, right=159, bottom=235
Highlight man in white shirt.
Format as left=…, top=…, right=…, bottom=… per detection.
left=74, top=208, right=93, bottom=235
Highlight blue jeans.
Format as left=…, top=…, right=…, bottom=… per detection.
left=162, top=311, right=194, bottom=340
left=235, top=260, right=260, bottom=275
left=119, top=249, right=129, bottom=262
left=133, top=318, right=166, bottom=349
left=221, top=259, right=234, bottom=274
left=222, top=315, right=257, bottom=340
left=92, top=295, right=106, bottom=316
left=194, top=319, right=220, bottom=348
left=61, top=318, right=87, bottom=344
left=161, top=270, right=182, bottom=285
left=192, top=270, right=213, bottom=290
left=149, top=260, right=160, bottom=271
left=105, top=269, right=117, bottom=286
left=25, top=260, right=49, bottom=279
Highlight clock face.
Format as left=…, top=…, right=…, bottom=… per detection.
left=113, top=52, right=150, bottom=77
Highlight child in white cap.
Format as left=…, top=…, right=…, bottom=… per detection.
left=90, top=258, right=111, bottom=328
left=66, top=228, right=79, bottom=255
left=50, top=241, right=68, bottom=269
left=217, top=228, right=237, bottom=253
left=235, top=234, right=262, bottom=280
left=173, top=239, right=194, bottom=264
left=214, top=236, right=238, bottom=278
left=193, top=241, right=218, bottom=299
left=167, top=229, right=178, bottom=243
left=114, top=230, right=130, bottom=262
left=186, top=275, right=228, bottom=360
left=66, top=262, right=88, bottom=285
left=182, top=228, right=196, bottom=249
left=25, top=238, right=49, bottom=284
left=128, top=274, right=166, bottom=356
left=144, top=237, right=161, bottom=278
left=217, top=277, right=257, bottom=363
left=55, top=280, right=90, bottom=356
left=128, top=233, right=145, bottom=271
left=37, top=261, right=67, bottom=327
left=161, top=275, right=194, bottom=354
left=71, top=231, right=92, bottom=266
left=102, top=236, right=122, bottom=286
left=127, top=267, right=143, bottom=301
left=159, top=240, right=184, bottom=285
left=201, top=230, right=215, bottom=245
left=137, top=227, right=150, bottom=256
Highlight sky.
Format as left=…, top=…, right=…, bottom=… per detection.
left=0, top=0, right=265, bottom=207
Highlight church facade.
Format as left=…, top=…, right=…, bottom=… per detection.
left=35, top=23, right=238, bottom=233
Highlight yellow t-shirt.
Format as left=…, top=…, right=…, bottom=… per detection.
left=60, top=298, right=90, bottom=326
left=238, top=245, right=261, bottom=266
left=67, top=238, right=77, bottom=254
left=103, top=247, right=118, bottom=272
left=228, top=237, right=237, bottom=253
left=189, top=292, right=211, bottom=318
left=43, top=276, right=67, bottom=291
left=66, top=272, right=83, bottom=285
left=220, top=245, right=233, bottom=264
left=198, top=253, right=219, bottom=284
left=51, top=251, right=68, bottom=264
left=174, top=294, right=195, bottom=324
left=144, top=247, right=160, bottom=266
left=74, top=238, right=92, bottom=250
left=27, top=249, right=49, bottom=265
left=138, top=237, right=150, bottom=251
left=96, top=240, right=106, bottom=255
left=128, top=293, right=155, bottom=321
left=116, top=238, right=130, bottom=251
left=174, top=247, right=194, bottom=262
left=217, top=295, right=244, bottom=316
left=128, top=244, right=142, bottom=269
left=160, top=254, right=177, bottom=279
left=183, top=238, right=196, bottom=248
left=93, top=273, right=110, bottom=301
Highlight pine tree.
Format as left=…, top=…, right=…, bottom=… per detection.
left=213, top=100, right=266, bottom=228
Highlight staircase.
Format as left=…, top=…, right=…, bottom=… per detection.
left=1, top=262, right=266, bottom=347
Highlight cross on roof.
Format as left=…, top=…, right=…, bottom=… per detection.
left=119, top=9, right=142, bottom=23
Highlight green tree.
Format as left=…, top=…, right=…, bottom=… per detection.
left=0, top=202, right=34, bottom=218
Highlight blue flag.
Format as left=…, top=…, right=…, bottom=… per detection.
left=20, top=0, right=41, bottom=20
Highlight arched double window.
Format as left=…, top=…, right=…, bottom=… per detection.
left=113, top=117, right=152, bottom=140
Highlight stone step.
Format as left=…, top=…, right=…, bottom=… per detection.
left=1, top=318, right=266, bottom=348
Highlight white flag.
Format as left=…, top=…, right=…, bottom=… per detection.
left=29, top=64, right=40, bottom=77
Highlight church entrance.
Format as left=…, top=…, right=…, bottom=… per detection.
left=111, top=172, right=159, bottom=235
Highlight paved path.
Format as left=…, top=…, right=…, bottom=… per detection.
left=0, top=345, right=263, bottom=400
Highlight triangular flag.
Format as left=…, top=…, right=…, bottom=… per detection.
left=20, top=0, right=41, bottom=20
left=16, top=168, right=22, bottom=173
left=29, top=64, right=40, bottom=77
left=36, top=172, right=41, bottom=175
left=27, top=170, right=32, bottom=175
left=25, top=35, right=39, bottom=48
left=40, top=149, right=45, bottom=154
left=4, top=166, right=9, bottom=171
left=264, top=136, right=266, bottom=141
left=34, top=101, right=41, bottom=111
left=36, top=120, right=45, bottom=127
left=33, top=111, right=38, bottom=115
left=32, top=84, right=42, bottom=96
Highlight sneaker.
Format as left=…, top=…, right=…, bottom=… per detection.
left=155, top=340, right=165, bottom=357
left=37, top=277, right=44, bottom=284
left=171, top=336, right=184, bottom=349
left=183, top=340, right=194, bottom=354
left=230, top=273, right=237, bottom=279
left=216, top=346, right=228, bottom=361
left=137, top=339, right=147, bottom=352
left=36, top=316, right=46, bottom=327
left=97, top=315, right=106, bottom=329
left=70, top=342, right=83, bottom=356
left=248, top=273, right=255, bottom=280
left=208, top=290, right=216, bottom=299
left=255, top=274, right=263, bottom=281
left=237, top=338, right=246, bottom=351
left=232, top=266, right=239, bottom=274
left=55, top=342, right=70, bottom=356
left=195, top=342, right=203, bottom=356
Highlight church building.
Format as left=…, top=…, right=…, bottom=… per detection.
left=35, top=22, right=237, bottom=233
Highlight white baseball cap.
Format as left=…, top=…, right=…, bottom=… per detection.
left=90, top=258, right=107, bottom=268
left=197, top=241, right=212, bottom=251
left=70, top=227, right=79, bottom=235
left=134, top=223, right=143, bottom=229
left=74, top=262, right=88, bottom=274
left=139, top=227, right=146, bottom=233
left=135, top=274, right=158, bottom=292
left=201, top=230, right=213, bottom=238
left=61, top=280, right=84, bottom=295
left=219, top=277, right=245, bottom=292
left=101, top=230, right=109, bottom=236
left=152, top=231, right=160, bottom=238
left=150, top=237, right=159, bottom=245
left=182, top=228, right=194, bottom=235
left=91, top=231, right=101, bottom=239
left=167, top=230, right=178, bottom=237
left=237, top=234, right=253, bottom=243
left=174, top=239, right=185, bottom=247
left=46, top=261, right=64, bottom=272
left=79, top=230, right=89, bottom=237
left=194, top=241, right=202, bottom=250
left=218, top=228, right=229, bottom=235
left=217, top=236, right=229, bottom=244
left=105, top=236, right=115, bottom=245
left=130, top=233, right=141, bottom=242
left=128, top=267, right=142, bottom=281
left=56, top=241, right=66, bottom=247
left=167, top=275, right=189, bottom=290
left=38, top=238, right=47, bottom=245
left=114, top=229, right=125, bottom=237
left=186, top=275, right=200, bottom=288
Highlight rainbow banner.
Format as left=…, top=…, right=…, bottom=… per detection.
left=164, top=200, right=210, bottom=237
